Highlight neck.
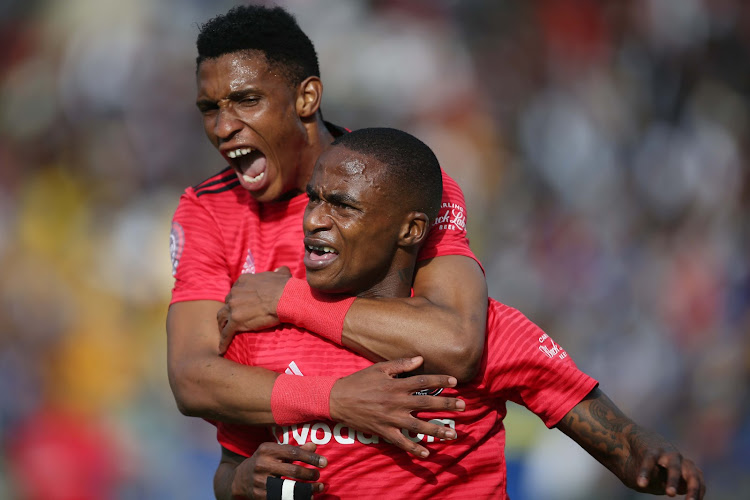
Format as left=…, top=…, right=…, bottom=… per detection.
left=294, top=116, right=336, bottom=193
left=356, top=257, right=416, bottom=300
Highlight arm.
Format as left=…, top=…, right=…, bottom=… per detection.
left=218, top=255, right=487, bottom=382
left=556, top=387, right=705, bottom=500
left=167, top=300, right=279, bottom=423
left=168, top=303, right=463, bottom=455
left=343, top=255, right=487, bottom=381
left=214, top=444, right=325, bottom=500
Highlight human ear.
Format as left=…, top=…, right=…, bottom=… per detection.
left=399, top=212, right=429, bottom=247
left=296, top=76, right=323, bottom=118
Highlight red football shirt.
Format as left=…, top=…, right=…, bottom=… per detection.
left=220, top=300, right=598, bottom=499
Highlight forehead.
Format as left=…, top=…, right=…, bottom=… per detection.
left=196, top=52, right=287, bottom=95
left=315, top=146, right=380, bottom=184
left=313, top=146, right=392, bottom=201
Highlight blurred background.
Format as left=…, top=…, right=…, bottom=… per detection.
left=0, top=0, right=747, bottom=498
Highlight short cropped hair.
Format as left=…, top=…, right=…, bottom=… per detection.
left=332, top=128, right=443, bottom=222
left=196, top=5, right=320, bottom=87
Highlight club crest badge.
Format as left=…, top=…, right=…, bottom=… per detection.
left=170, top=221, right=185, bottom=276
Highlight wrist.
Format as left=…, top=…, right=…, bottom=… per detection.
left=276, top=278, right=356, bottom=344
left=271, top=374, right=339, bottom=424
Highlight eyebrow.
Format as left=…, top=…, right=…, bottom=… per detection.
left=326, top=191, right=360, bottom=207
left=196, top=88, right=260, bottom=108
left=306, top=184, right=360, bottom=207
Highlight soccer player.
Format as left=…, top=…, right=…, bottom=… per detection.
left=167, top=4, right=485, bottom=460
left=214, top=128, right=705, bottom=500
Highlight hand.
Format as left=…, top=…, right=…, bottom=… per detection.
left=218, top=267, right=291, bottom=354
left=630, top=430, right=705, bottom=500
left=329, top=356, right=465, bottom=458
left=231, top=442, right=326, bottom=499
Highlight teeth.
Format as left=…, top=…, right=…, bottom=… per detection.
left=227, top=148, right=253, bottom=159
left=242, top=171, right=265, bottom=184
left=308, top=245, right=337, bottom=254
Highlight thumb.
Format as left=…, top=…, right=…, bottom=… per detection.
left=218, top=323, right=234, bottom=355
left=274, top=266, right=292, bottom=277
left=382, top=356, right=424, bottom=377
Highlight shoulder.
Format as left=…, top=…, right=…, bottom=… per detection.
left=486, top=298, right=540, bottom=339
left=191, top=167, right=241, bottom=198
left=177, top=167, right=254, bottom=211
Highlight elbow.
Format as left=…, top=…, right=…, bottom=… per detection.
left=168, top=360, right=207, bottom=417
left=442, top=314, right=486, bottom=382
left=445, top=338, right=483, bottom=383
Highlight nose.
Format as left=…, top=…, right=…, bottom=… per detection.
left=303, top=202, right=333, bottom=234
left=213, top=104, right=242, bottom=142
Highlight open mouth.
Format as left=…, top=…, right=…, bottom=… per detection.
left=304, top=244, right=339, bottom=269
left=227, top=147, right=268, bottom=190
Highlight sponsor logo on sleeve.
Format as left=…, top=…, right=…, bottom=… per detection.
left=538, top=333, right=568, bottom=360
left=170, top=221, right=185, bottom=276
left=433, top=203, right=466, bottom=233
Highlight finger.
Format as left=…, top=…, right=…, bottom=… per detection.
left=217, top=306, right=229, bottom=328
left=637, top=450, right=659, bottom=489
left=218, top=322, right=237, bottom=355
left=402, top=416, right=458, bottom=440
left=383, top=429, right=431, bottom=458
left=403, top=393, right=465, bottom=412
left=298, top=442, right=317, bottom=452
left=274, top=266, right=292, bottom=276
left=380, top=356, right=424, bottom=377
left=261, top=462, right=321, bottom=482
left=682, top=462, right=704, bottom=500
left=658, top=454, right=681, bottom=496
left=273, top=443, right=327, bottom=468
left=266, top=476, right=313, bottom=500
left=398, top=373, right=459, bottom=393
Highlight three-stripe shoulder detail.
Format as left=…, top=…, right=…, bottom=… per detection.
left=194, top=167, right=240, bottom=197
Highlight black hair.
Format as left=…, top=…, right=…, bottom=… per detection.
left=332, top=128, right=443, bottom=222
left=196, top=5, right=320, bottom=87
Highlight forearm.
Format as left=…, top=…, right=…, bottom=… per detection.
left=168, top=300, right=279, bottom=424
left=341, top=295, right=484, bottom=380
left=343, top=255, right=488, bottom=382
left=169, top=349, right=279, bottom=424
left=556, top=388, right=634, bottom=480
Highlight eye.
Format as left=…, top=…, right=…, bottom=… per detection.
left=238, top=97, right=260, bottom=107
left=197, top=103, right=218, bottom=115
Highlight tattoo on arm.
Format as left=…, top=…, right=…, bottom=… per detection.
left=557, top=388, right=636, bottom=479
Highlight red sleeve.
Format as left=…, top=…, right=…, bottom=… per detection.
left=169, top=190, right=232, bottom=304
left=418, top=169, right=483, bottom=271
left=482, top=301, right=599, bottom=428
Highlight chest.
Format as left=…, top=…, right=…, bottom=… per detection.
left=226, top=201, right=307, bottom=281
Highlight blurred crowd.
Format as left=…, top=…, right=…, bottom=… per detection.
left=0, top=0, right=747, bottom=498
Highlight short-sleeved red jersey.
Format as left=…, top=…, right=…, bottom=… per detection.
left=219, top=300, right=598, bottom=499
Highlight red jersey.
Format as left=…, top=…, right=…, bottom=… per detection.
left=219, top=300, right=598, bottom=499
left=169, top=126, right=479, bottom=304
